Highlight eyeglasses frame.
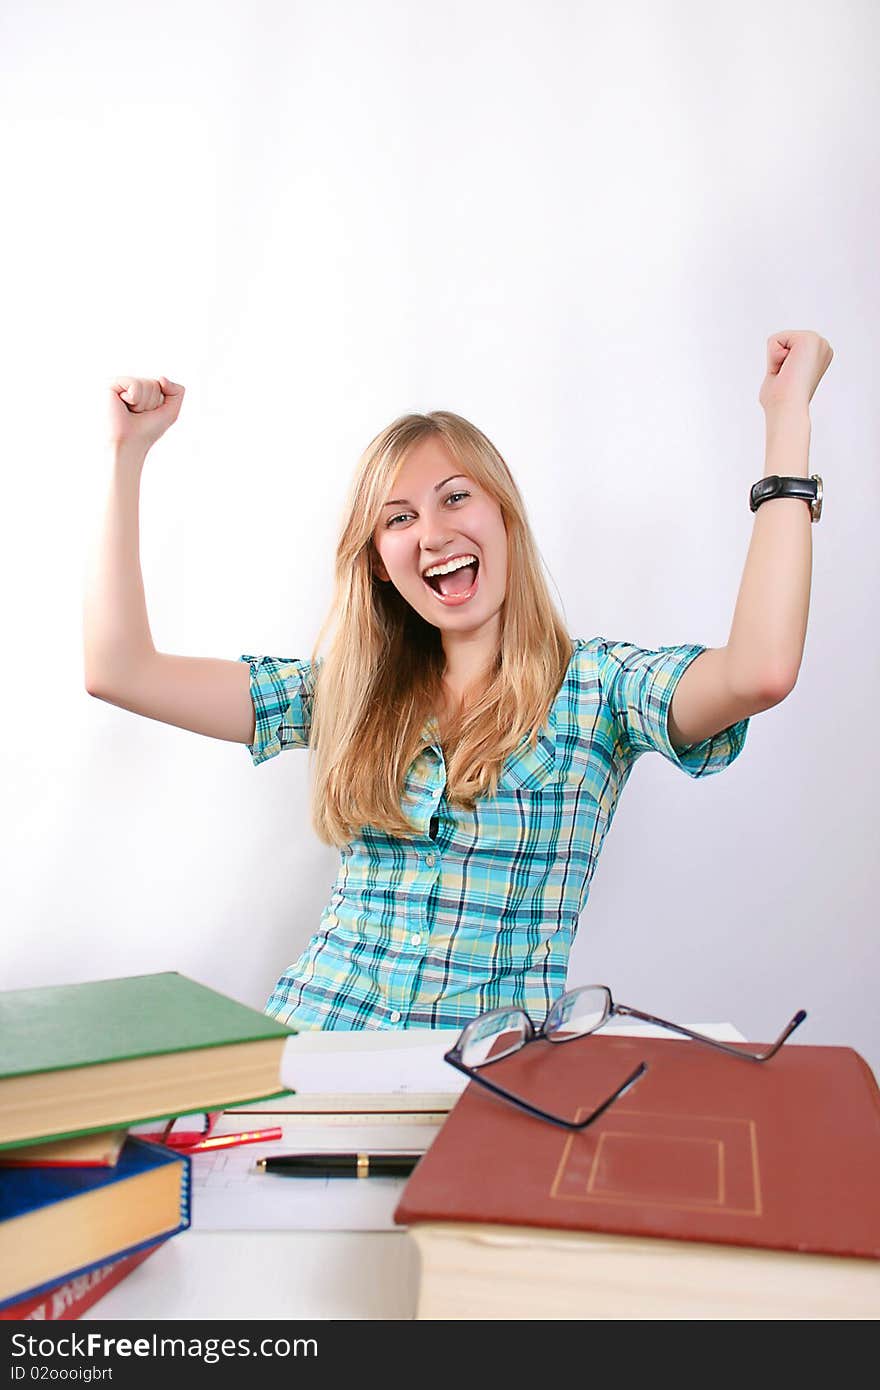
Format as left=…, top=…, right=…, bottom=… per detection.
left=443, top=984, right=807, bottom=1133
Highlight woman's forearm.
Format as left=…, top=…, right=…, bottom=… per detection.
left=725, top=407, right=814, bottom=697
left=83, top=443, right=156, bottom=693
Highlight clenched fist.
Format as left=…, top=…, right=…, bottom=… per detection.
left=108, top=375, right=185, bottom=452
left=758, top=332, right=833, bottom=416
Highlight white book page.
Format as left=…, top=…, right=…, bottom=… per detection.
left=272, top=1020, right=745, bottom=1098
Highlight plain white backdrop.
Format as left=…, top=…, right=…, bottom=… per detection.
left=2, top=2, right=877, bottom=1070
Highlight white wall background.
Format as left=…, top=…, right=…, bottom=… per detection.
left=2, top=2, right=877, bottom=1071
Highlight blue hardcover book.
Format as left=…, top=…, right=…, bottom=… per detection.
left=0, top=1138, right=190, bottom=1309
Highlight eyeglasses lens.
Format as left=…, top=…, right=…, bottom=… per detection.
left=544, top=986, right=609, bottom=1041
left=460, top=1010, right=529, bottom=1067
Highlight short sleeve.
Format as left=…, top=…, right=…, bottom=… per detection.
left=592, top=637, right=749, bottom=779
left=237, top=654, right=320, bottom=766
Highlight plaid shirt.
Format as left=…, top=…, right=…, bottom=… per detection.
left=239, top=638, right=749, bottom=1031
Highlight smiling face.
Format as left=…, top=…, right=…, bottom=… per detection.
left=371, top=435, right=509, bottom=659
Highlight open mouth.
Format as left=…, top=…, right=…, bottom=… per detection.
left=422, top=558, right=480, bottom=605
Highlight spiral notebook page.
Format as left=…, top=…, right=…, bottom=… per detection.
left=189, top=1116, right=444, bottom=1232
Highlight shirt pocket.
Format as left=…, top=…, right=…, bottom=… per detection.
left=496, top=708, right=560, bottom=792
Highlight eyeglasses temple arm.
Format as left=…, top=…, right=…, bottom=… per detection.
left=444, top=1053, right=576, bottom=1127
left=614, top=1005, right=807, bottom=1061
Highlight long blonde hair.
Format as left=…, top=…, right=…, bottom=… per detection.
left=307, top=411, right=574, bottom=846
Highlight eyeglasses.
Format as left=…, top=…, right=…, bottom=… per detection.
left=443, top=984, right=807, bottom=1132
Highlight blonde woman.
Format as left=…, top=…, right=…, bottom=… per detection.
left=85, top=332, right=832, bottom=1031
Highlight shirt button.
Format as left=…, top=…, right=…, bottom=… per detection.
left=425, top=853, right=436, bottom=867
left=411, top=933, right=422, bottom=946
left=389, top=1010, right=402, bottom=1023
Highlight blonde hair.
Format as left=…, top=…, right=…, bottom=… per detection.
left=307, top=410, right=574, bottom=847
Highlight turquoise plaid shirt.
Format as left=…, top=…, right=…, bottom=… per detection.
left=238, top=638, right=749, bottom=1031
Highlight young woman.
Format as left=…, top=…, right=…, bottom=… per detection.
left=85, top=331, right=832, bottom=1031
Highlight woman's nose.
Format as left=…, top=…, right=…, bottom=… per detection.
left=419, top=519, right=455, bottom=551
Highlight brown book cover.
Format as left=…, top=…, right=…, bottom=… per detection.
left=393, top=1035, right=880, bottom=1259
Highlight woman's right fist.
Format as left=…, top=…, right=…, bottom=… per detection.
left=108, top=376, right=185, bottom=451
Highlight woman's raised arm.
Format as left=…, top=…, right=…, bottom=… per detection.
left=83, top=377, right=255, bottom=747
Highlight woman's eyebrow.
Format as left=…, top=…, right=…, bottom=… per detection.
left=383, top=474, right=467, bottom=507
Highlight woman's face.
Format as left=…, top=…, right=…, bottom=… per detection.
left=371, top=436, right=508, bottom=639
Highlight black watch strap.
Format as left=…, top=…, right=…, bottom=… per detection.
left=750, top=474, right=823, bottom=523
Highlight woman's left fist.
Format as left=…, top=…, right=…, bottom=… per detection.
left=759, top=330, right=834, bottom=415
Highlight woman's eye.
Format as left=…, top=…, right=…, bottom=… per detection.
left=386, top=491, right=469, bottom=527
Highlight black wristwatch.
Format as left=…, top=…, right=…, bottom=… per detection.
left=750, top=473, right=823, bottom=523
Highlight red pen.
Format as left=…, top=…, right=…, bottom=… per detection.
left=170, top=1126, right=283, bottom=1154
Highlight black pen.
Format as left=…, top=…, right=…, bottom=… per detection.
left=256, top=1151, right=423, bottom=1178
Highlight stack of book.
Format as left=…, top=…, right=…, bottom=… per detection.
left=0, top=971, right=294, bottom=1319
left=394, top=1033, right=880, bottom=1319
left=230, top=1025, right=466, bottom=1120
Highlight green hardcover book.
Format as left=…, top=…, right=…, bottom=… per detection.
left=0, top=972, right=296, bottom=1150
